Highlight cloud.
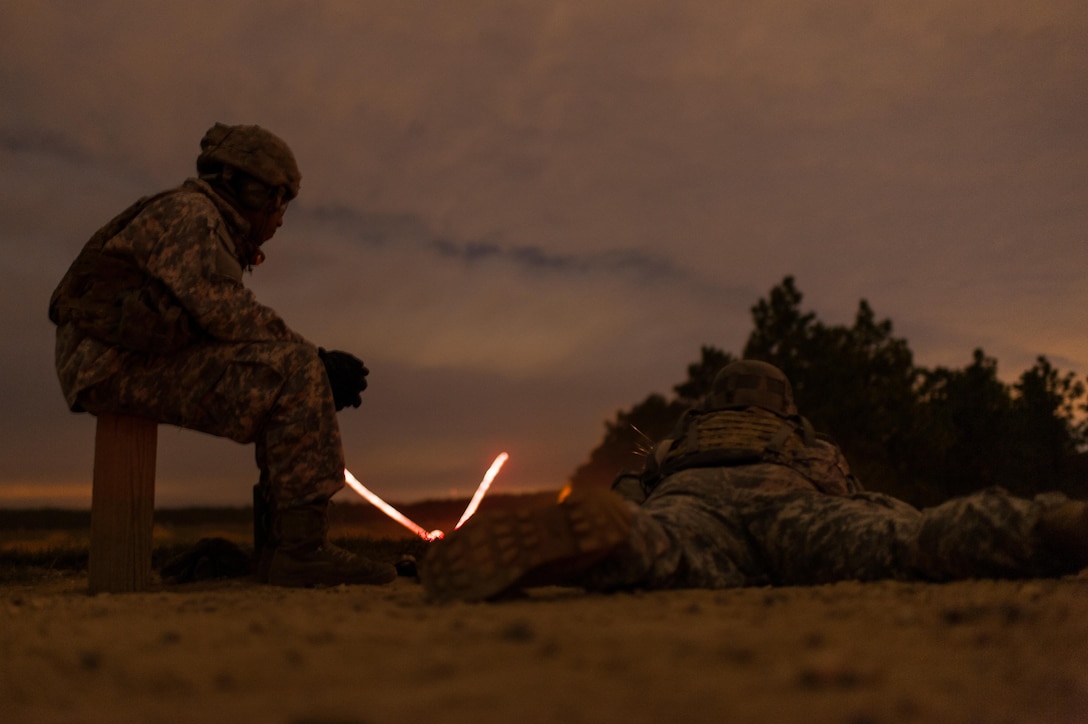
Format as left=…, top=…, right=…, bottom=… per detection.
left=427, top=237, right=690, bottom=283
left=251, top=204, right=755, bottom=383
left=2, top=0, right=1087, bottom=506
left=303, top=203, right=691, bottom=281
left=0, top=126, right=91, bottom=164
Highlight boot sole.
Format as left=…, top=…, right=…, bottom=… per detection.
left=421, top=489, right=633, bottom=602
left=1038, top=501, right=1088, bottom=571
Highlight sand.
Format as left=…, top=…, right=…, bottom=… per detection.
left=3, top=568, right=1087, bottom=724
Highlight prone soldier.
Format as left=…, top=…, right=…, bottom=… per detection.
left=422, top=360, right=1088, bottom=600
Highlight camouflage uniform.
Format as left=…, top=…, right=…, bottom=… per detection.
left=51, top=178, right=344, bottom=508
left=581, top=449, right=1071, bottom=592
left=422, top=360, right=1082, bottom=601
left=50, top=123, right=397, bottom=588
left=577, top=363, right=1077, bottom=591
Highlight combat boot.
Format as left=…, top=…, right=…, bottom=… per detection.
left=1037, top=500, right=1088, bottom=572
left=421, top=488, right=633, bottom=602
left=266, top=502, right=397, bottom=587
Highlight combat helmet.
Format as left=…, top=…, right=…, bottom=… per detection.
left=705, top=360, right=798, bottom=417
left=196, top=123, right=301, bottom=200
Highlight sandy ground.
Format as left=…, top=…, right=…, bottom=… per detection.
left=2, top=566, right=1087, bottom=724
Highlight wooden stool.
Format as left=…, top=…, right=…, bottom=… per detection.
left=89, top=413, right=158, bottom=593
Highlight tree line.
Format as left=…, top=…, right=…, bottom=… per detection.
left=570, top=276, right=1088, bottom=507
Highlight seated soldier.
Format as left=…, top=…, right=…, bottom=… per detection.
left=421, top=360, right=1088, bottom=601
left=49, top=122, right=396, bottom=587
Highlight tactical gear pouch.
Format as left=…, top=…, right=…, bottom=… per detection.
left=52, top=251, right=202, bottom=354
left=49, top=191, right=203, bottom=354
left=117, top=273, right=202, bottom=353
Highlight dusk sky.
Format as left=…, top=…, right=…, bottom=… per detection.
left=3, top=1, right=1086, bottom=508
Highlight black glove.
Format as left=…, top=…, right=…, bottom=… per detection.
left=318, top=347, right=369, bottom=410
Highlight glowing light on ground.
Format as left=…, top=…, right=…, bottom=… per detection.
left=455, top=452, right=508, bottom=529
left=343, top=452, right=509, bottom=541
left=344, top=469, right=441, bottom=540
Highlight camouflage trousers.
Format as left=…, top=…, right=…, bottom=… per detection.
left=77, top=340, right=344, bottom=508
left=582, top=465, right=1072, bottom=590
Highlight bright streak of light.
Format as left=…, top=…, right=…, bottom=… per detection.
left=344, top=468, right=442, bottom=541
left=455, top=452, right=509, bottom=530
left=343, top=452, right=510, bottom=541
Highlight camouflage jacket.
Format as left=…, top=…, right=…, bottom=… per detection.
left=51, top=178, right=308, bottom=410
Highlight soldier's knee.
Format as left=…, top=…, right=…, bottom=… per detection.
left=232, top=343, right=326, bottom=399
left=276, top=344, right=333, bottom=399
left=262, top=342, right=320, bottom=377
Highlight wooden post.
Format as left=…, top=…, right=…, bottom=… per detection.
left=89, top=413, right=157, bottom=593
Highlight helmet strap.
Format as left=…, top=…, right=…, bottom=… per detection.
left=235, top=231, right=266, bottom=271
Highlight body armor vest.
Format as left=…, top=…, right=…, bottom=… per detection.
left=640, top=406, right=818, bottom=491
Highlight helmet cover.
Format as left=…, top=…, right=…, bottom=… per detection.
left=705, top=360, right=798, bottom=417
left=197, top=123, right=300, bottom=199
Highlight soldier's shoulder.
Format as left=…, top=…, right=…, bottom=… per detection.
left=139, top=185, right=219, bottom=218
left=122, top=187, right=228, bottom=243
